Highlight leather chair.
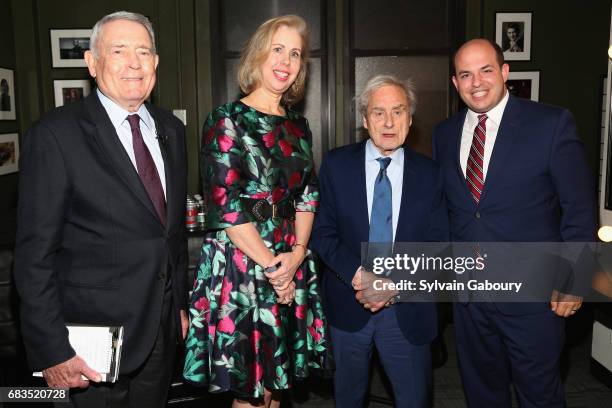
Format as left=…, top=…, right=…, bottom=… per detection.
left=0, top=247, right=20, bottom=385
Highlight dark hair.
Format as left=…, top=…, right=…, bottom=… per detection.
left=452, top=38, right=505, bottom=74
left=506, top=22, right=520, bottom=33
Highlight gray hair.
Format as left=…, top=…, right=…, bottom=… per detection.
left=90, top=11, right=156, bottom=57
left=357, top=75, right=417, bottom=117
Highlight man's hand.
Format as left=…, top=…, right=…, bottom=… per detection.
left=42, top=355, right=101, bottom=389
left=550, top=290, right=582, bottom=318
left=352, top=267, right=398, bottom=313
left=180, top=309, right=189, bottom=339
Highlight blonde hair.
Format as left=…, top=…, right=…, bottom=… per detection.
left=237, top=15, right=309, bottom=106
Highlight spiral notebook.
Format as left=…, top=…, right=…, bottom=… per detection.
left=33, top=324, right=124, bottom=383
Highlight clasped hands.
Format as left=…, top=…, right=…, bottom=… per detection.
left=352, top=267, right=399, bottom=313
left=265, top=245, right=307, bottom=305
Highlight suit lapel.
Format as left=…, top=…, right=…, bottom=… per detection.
left=84, top=93, right=163, bottom=226
left=452, top=111, right=475, bottom=205
left=353, top=141, right=370, bottom=244
left=396, top=147, right=417, bottom=242
left=149, top=104, right=177, bottom=232
left=480, top=96, right=521, bottom=204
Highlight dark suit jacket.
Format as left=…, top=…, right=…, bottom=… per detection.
left=311, top=141, right=449, bottom=345
left=432, top=95, right=597, bottom=314
left=14, top=92, right=188, bottom=373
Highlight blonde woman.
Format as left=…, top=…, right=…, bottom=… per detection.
left=183, top=15, right=332, bottom=408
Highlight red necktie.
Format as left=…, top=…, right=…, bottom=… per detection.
left=127, top=114, right=166, bottom=225
left=466, top=114, right=487, bottom=203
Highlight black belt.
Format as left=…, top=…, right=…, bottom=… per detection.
left=241, top=198, right=296, bottom=222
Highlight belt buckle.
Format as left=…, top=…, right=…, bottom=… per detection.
left=252, top=200, right=267, bottom=223
left=271, top=203, right=278, bottom=219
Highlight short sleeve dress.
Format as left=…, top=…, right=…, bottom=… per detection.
left=183, top=101, right=333, bottom=398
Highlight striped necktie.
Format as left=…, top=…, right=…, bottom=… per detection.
left=466, top=114, right=487, bottom=203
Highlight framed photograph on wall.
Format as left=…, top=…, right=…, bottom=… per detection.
left=53, top=79, right=92, bottom=107
left=495, top=12, right=532, bottom=61
left=507, top=71, right=540, bottom=101
left=50, top=29, right=92, bottom=68
left=0, top=133, right=19, bottom=176
left=0, top=67, right=16, bottom=120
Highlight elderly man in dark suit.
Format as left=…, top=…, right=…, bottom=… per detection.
left=14, top=11, right=188, bottom=407
left=311, top=75, right=448, bottom=408
left=433, top=39, right=596, bottom=407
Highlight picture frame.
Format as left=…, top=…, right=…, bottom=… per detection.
left=0, top=67, right=16, bottom=120
left=507, top=71, right=540, bottom=102
left=495, top=12, right=532, bottom=61
left=53, top=79, right=92, bottom=107
left=0, top=133, right=19, bottom=176
left=50, top=29, right=92, bottom=68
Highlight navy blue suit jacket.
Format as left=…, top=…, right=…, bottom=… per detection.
left=311, top=141, right=449, bottom=345
left=432, top=95, right=597, bottom=314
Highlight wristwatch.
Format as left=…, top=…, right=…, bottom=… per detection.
left=264, top=265, right=278, bottom=273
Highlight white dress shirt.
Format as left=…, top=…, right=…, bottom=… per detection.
left=365, top=139, right=404, bottom=242
left=459, top=90, right=509, bottom=180
left=97, top=89, right=166, bottom=197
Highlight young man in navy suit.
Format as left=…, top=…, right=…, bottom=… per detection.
left=433, top=39, right=596, bottom=407
left=312, top=75, right=448, bottom=408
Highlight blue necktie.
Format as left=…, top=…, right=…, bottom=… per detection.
left=369, top=157, right=393, bottom=243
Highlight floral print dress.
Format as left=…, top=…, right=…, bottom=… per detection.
left=183, top=101, right=333, bottom=398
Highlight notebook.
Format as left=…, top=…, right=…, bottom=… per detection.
left=34, top=324, right=124, bottom=383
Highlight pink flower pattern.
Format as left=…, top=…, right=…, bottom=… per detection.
left=225, top=168, right=240, bottom=185
left=278, top=139, right=293, bottom=157
left=217, top=134, right=234, bottom=152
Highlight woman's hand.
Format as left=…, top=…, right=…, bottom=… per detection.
left=265, top=245, right=307, bottom=291
left=275, top=281, right=296, bottom=304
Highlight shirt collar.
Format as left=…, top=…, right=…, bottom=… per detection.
left=365, top=139, right=405, bottom=166
left=466, top=89, right=509, bottom=130
left=96, top=89, right=155, bottom=133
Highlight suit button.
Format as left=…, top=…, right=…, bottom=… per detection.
left=475, top=211, right=481, bottom=219
left=158, top=272, right=166, bottom=280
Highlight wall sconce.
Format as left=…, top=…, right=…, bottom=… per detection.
left=608, top=45, right=612, bottom=59
left=599, top=226, right=612, bottom=242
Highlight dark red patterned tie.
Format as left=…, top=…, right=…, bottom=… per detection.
left=127, top=114, right=166, bottom=225
left=466, top=114, right=487, bottom=203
